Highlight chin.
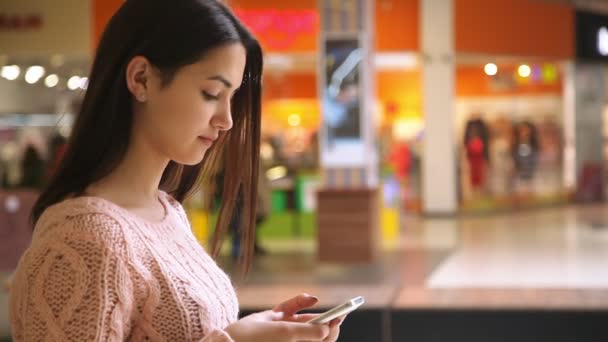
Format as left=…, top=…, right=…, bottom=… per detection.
left=170, top=143, right=210, bottom=165
left=177, top=155, right=206, bottom=166
left=179, top=151, right=208, bottom=165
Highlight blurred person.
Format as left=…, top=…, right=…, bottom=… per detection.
left=0, top=157, right=9, bottom=188
left=217, top=159, right=271, bottom=260
left=465, top=126, right=486, bottom=191
left=0, top=141, right=21, bottom=188
left=254, top=159, right=271, bottom=254
left=301, top=130, right=320, bottom=168
left=537, top=117, right=562, bottom=167
left=47, top=133, right=68, bottom=179
left=489, top=117, right=513, bottom=197
left=537, top=116, right=563, bottom=193
left=511, top=121, right=540, bottom=194
left=389, top=141, right=412, bottom=182
left=8, top=1, right=345, bottom=341
left=463, top=118, right=490, bottom=196
left=19, top=144, right=46, bottom=190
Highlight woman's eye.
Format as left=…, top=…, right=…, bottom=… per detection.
left=202, top=91, right=220, bottom=101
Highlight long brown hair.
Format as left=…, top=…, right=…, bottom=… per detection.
left=31, top=0, right=263, bottom=270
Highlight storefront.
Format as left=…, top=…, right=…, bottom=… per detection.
left=203, top=0, right=580, bottom=239
left=451, top=0, right=574, bottom=212
left=218, top=0, right=422, bottom=244
left=572, top=9, right=608, bottom=202
left=455, top=61, right=568, bottom=211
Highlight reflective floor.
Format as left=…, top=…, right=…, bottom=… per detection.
left=229, top=204, right=608, bottom=311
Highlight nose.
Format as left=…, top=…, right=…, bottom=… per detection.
left=212, top=100, right=233, bottom=131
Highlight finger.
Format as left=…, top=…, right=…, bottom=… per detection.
left=255, top=310, right=285, bottom=322
left=286, top=313, right=318, bottom=323
left=273, top=293, right=319, bottom=316
left=323, top=326, right=340, bottom=342
left=328, top=314, right=347, bottom=328
left=279, top=321, right=330, bottom=340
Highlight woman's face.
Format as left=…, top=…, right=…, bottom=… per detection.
left=133, top=43, right=246, bottom=165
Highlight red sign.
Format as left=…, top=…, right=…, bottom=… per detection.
left=0, top=13, right=43, bottom=31
left=234, top=8, right=318, bottom=50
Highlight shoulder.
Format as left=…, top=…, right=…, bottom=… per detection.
left=10, top=198, right=138, bottom=341
left=33, top=196, right=131, bottom=254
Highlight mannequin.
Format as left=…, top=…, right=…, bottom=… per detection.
left=511, top=121, right=539, bottom=192
left=537, top=116, right=563, bottom=192
left=463, top=117, right=490, bottom=195
left=489, top=116, right=512, bottom=196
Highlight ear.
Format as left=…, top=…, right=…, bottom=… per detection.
left=126, top=56, right=152, bottom=102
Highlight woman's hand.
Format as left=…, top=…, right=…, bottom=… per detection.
left=284, top=312, right=345, bottom=342
left=225, top=293, right=345, bottom=342
left=224, top=310, right=329, bottom=342
left=274, top=294, right=345, bottom=342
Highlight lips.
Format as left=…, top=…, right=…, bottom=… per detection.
left=198, top=135, right=217, bottom=145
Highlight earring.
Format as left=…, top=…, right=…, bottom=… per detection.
left=137, top=93, right=147, bottom=102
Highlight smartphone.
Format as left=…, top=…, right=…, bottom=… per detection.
left=307, top=296, right=365, bottom=324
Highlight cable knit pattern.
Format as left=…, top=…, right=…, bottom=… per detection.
left=9, top=191, right=238, bottom=341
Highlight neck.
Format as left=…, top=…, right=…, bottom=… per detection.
left=87, top=133, right=168, bottom=208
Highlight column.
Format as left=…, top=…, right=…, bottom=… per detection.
left=316, top=0, right=379, bottom=263
left=569, top=63, right=606, bottom=201
left=420, top=0, right=458, bottom=215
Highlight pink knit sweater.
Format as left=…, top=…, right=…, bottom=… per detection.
left=9, top=191, right=238, bottom=341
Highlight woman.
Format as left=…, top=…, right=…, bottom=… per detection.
left=8, top=0, right=344, bottom=341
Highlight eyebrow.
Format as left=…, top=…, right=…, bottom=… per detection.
left=207, top=75, right=232, bottom=88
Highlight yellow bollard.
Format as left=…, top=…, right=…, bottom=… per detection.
left=188, top=208, right=209, bottom=249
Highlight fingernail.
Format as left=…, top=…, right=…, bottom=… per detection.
left=306, top=294, right=319, bottom=302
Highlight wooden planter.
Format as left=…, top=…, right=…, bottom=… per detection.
left=316, top=188, right=379, bottom=263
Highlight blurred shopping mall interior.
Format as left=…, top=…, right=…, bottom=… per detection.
left=3, top=0, right=608, bottom=341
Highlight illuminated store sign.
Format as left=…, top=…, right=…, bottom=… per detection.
left=234, top=9, right=318, bottom=50
left=0, top=13, right=43, bottom=31
left=577, top=10, right=608, bottom=62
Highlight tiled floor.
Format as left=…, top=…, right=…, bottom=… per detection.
left=229, top=204, right=608, bottom=311
left=428, top=205, right=608, bottom=289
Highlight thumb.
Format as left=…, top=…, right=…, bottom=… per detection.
left=273, top=293, right=319, bottom=316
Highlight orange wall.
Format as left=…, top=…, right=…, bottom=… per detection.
left=376, top=0, right=419, bottom=51
left=455, top=0, right=574, bottom=58
left=264, top=73, right=317, bottom=99
left=92, top=0, right=124, bottom=49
